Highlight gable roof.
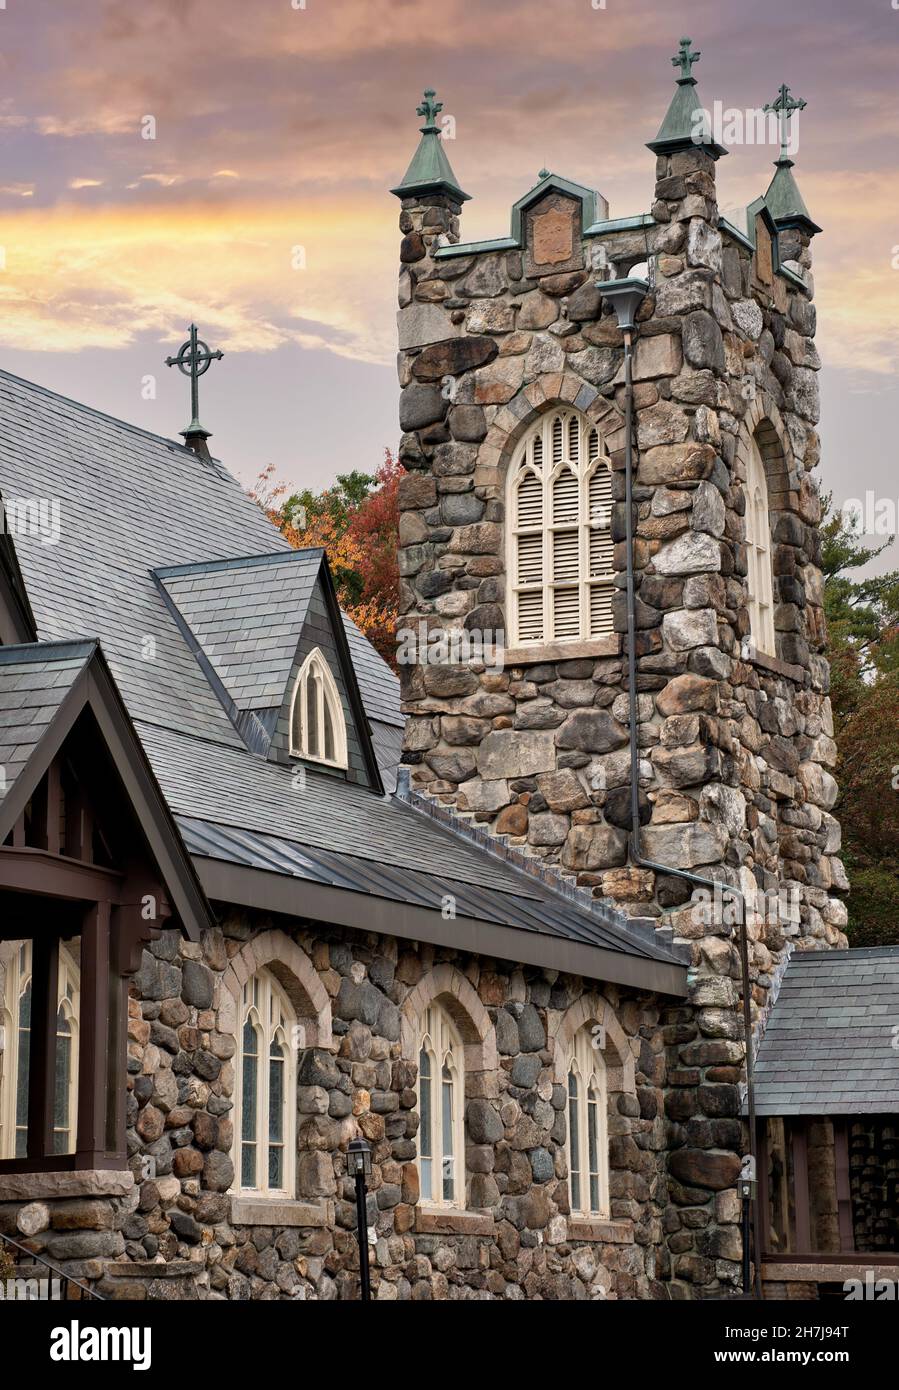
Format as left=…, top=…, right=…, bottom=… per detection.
left=0, top=368, right=686, bottom=993
left=154, top=547, right=384, bottom=789
left=0, top=638, right=94, bottom=798
left=0, top=497, right=38, bottom=645
left=154, top=549, right=323, bottom=713
left=753, top=948, right=899, bottom=1115
left=0, top=639, right=211, bottom=939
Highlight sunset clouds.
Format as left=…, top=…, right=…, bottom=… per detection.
left=0, top=0, right=896, bottom=496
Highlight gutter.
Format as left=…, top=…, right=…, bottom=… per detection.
left=599, top=277, right=762, bottom=1300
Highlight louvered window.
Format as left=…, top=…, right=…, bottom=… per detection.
left=508, top=409, right=615, bottom=646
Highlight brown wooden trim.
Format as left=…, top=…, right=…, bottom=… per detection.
left=0, top=847, right=121, bottom=904
left=76, top=900, right=112, bottom=1165
left=26, top=932, right=59, bottom=1161
left=45, top=762, right=62, bottom=857
left=791, top=1119, right=811, bottom=1253
left=834, top=1120, right=854, bottom=1254
left=757, top=1120, right=771, bottom=1257
left=763, top=1252, right=899, bottom=1267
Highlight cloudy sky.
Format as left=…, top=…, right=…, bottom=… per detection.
left=0, top=0, right=896, bottom=566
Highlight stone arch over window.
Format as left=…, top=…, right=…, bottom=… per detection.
left=550, top=993, right=635, bottom=1095
left=400, top=963, right=497, bottom=1078
left=221, top=929, right=333, bottom=1051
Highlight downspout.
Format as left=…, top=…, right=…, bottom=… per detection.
left=599, top=278, right=762, bottom=1300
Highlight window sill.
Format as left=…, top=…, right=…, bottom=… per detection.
left=0, top=1169, right=134, bottom=1202
left=503, top=635, right=621, bottom=666
left=567, top=1216, right=634, bottom=1244
left=230, top=1196, right=333, bottom=1228
left=741, top=643, right=807, bottom=685
left=414, top=1205, right=496, bottom=1236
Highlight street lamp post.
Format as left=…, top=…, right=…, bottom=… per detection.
left=348, top=1138, right=373, bottom=1302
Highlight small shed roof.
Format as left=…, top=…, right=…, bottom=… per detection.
left=753, top=948, right=899, bottom=1116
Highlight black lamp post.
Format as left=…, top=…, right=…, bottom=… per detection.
left=348, top=1138, right=373, bottom=1301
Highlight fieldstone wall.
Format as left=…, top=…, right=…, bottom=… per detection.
left=394, top=141, right=846, bottom=1297
left=52, top=910, right=669, bottom=1301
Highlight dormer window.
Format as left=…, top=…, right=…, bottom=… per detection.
left=289, top=647, right=347, bottom=768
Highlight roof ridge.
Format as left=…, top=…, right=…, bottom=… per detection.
left=0, top=636, right=98, bottom=664
left=0, top=366, right=215, bottom=461
left=153, top=547, right=321, bottom=580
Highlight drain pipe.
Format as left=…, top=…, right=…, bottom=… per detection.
left=599, top=277, right=762, bottom=1300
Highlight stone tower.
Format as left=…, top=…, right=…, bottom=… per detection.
left=392, top=48, right=846, bottom=1295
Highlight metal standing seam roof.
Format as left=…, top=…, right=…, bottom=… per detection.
left=752, top=948, right=899, bottom=1115
left=176, top=817, right=672, bottom=962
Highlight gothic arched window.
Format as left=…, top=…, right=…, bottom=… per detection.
left=0, top=940, right=79, bottom=1160
left=289, top=647, right=347, bottom=768
left=235, top=968, right=296, bottom=1197
left=416, top=1002, right=465, bottom=1208
left=566, top=1025, right=609, bottom=1218
left=745, top=437, right=776, bottom=655
left=507, top=409, right=614, bottom=647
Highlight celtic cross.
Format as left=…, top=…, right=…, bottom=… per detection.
left=165, top=324, right=224, bottom=437
left=764, top=84, right=807, bottom=162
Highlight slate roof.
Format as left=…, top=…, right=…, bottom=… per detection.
left=753, top=948, right=899, bottom=1115
left=0, top=367, right=686, bottom=988
left=0, top=369, right=399, bottom=740
left=154, top=550, right=324, bottom=712
left=0, top=639, right=96, bottom=796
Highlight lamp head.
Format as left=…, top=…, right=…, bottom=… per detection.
left=348, top=1137, right=372, bottom=1177
left=596, top=276, right=650, bottom=333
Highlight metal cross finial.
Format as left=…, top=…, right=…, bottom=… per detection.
left=764, top=83, right=807, bottom=162
left=672, top=37, right=700, bottom=81
left=165, top=323, right=223, bottom=437
left=417, top=89, right=443, bottom=131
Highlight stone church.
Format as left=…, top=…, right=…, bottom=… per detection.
left=0, top=40, right=896, bottom=1302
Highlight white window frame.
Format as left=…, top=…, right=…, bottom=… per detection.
left=506, top=409, right=615, bottom=648
left=415, top=1003, right=465, bottom=1210
left=566, top=1025, right=609, bottom=1219
left=745, top=436, right=776, bottom=656
left=234, top=968, right=296, bottom=1199
left=289, top=647, right=348, bottom=769
left=0, top=939, right=80, bottom=1161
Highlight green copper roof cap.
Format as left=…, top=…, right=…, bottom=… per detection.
left=762, top=84, right=821, bottom=235
left=390, top=89, right=470, bottom=203
left=646, top=37, right=728, bottom=160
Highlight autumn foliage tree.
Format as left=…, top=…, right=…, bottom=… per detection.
left=252, top=450, right=403, bottom=667
left=822, top=496, right=899, bottom=945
